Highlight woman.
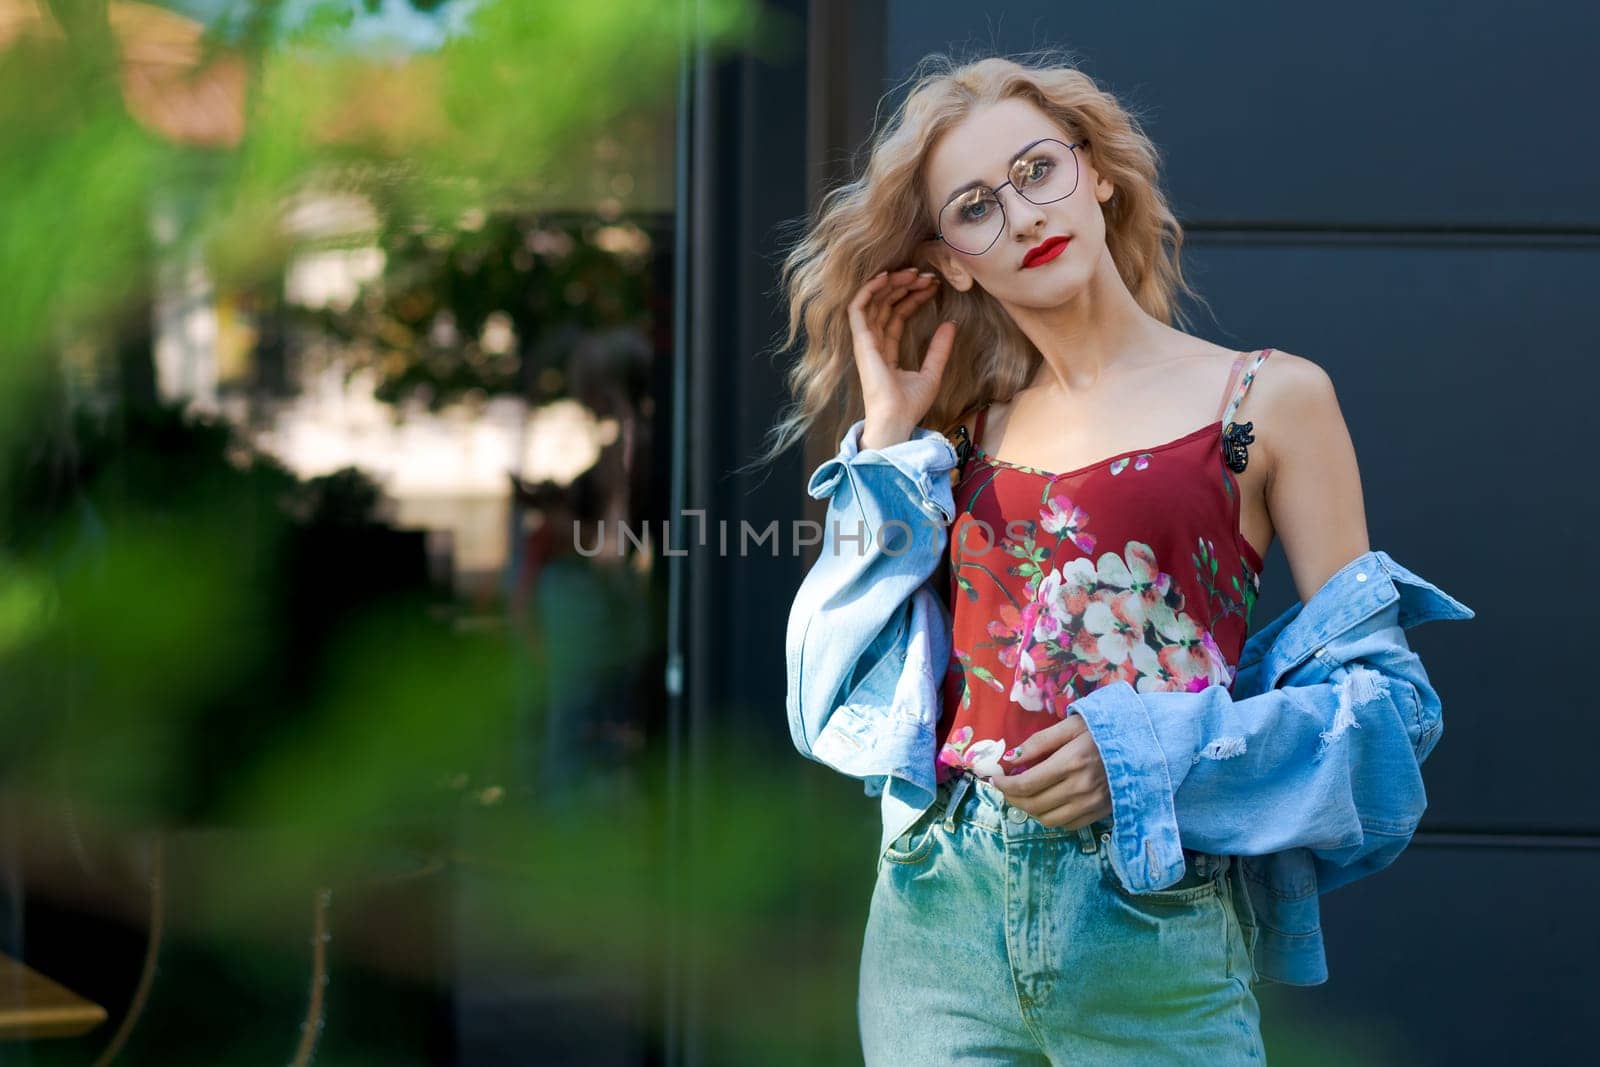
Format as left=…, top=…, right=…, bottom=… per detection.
left=766, top=53, right=1471, bottom=1065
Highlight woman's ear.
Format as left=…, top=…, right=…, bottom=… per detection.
left=924, top=244, right=975, bottom=293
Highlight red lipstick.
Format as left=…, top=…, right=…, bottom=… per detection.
left=1022, top=235, right=1071, bottom=269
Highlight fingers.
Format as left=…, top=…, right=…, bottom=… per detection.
left=851, top=267, right=928, bottom=327
left=883, top=275, right=941, bottom=352
left=994, top=760, right=1110, bottom=829
left=849, top=268, right=928, bottom=375
left=1045, top=800, right=1113, bottom=832
left=870, top=269, right=934, bottom=336
left=991, top=743, right=1071, bottom=798
left=999, top=713, right=1086, bottom=770
left=846, top=271, right=895, bottom=362
left=998, top=713, right=1088, bottom=764
left=992, top=719, right=1098, bottom=796
left=990, top=717, right=1110, bottom=827
left=999, top=775, right=1103, bottom=828
left=919, top=317, right=957, bottom=387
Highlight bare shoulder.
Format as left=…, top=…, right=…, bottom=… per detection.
left=1247, top=348, right=1370, bottom=597
left=1248, top=350, right=1343, bottom=439
left=1251, top=349, right=1337, bottom=412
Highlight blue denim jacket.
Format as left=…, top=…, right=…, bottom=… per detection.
left=784, top=418, right=1475, bottom=986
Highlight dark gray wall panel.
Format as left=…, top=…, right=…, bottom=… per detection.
left=1259, top=843, right=1600, bottom=1064
left=1180, top=234, right=1591, bottom=833
left=884, top=1, right=1599, bottom=230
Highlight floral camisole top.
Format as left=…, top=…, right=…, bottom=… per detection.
left=935, top=348, right=1274, bottom=785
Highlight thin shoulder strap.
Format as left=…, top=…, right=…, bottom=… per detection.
left=1213, top=353, right=1247, bottom=423
left=1219, top=348, right=1273, bottom=427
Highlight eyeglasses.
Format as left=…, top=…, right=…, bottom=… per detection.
left=929, top=137, right=1090, bottom=256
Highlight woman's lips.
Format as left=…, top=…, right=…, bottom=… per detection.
left=1022, top=236, right=1070, bottom=268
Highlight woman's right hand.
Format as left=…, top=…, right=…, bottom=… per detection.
left=848, top=266, right=957, bottom=451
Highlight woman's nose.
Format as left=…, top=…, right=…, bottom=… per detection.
left=1004, top=192, right=1048, bottom=238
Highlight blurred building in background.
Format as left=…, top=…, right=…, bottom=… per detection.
left=0, top=0, right=683, bottom=1062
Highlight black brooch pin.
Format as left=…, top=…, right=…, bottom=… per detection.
left=950, top=423, right=973, bottom=469
left=1221, top=420, right=1255, bottom=474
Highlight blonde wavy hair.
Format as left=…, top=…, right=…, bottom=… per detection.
left=748, top=48, right=1209, bottom=474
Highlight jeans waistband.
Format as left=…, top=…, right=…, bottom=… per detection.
left=933, top=768, right=1229, bottom=877
left=933, top=769, right=1108, bottom=853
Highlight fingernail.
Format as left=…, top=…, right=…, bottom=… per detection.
left=1002, top=748, right=1018, bottom=760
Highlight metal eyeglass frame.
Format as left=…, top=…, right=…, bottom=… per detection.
left=927, top=137, right=1091, bottom=256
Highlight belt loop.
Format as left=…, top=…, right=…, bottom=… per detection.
left=1076, top=825, right=1098, bottom=853
left=943, top=773, right=974, bottom=832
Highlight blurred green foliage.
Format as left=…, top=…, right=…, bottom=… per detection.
left=0, top=0, right=765, bottom=428
left=0, top=0, right=764, bottom=815
left=0, top=2, right=872, bottom=1063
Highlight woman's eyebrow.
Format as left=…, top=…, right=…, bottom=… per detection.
left=942, top=137, right=1050, bottom=205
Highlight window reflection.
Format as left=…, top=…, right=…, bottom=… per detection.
left=0, top=0, right=685, bottom=1060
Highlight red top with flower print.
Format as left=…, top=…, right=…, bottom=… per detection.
left=935, top=348, right=1274, bottom=785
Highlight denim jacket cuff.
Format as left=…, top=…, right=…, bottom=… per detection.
left=806, top=418, right=959, bottom=523
left=1069, top=681, right=1188, bottom=893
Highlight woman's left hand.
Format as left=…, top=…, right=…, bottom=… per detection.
left=987, top=714, right=1112, bottom=831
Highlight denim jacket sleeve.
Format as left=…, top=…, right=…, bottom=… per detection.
left=1067, top=550, right=1476, bottom=896
left=784, top=418, right=958, bottom=800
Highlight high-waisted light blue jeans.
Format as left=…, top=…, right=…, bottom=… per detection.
left=859, top=769, right=1265, bottom=1065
